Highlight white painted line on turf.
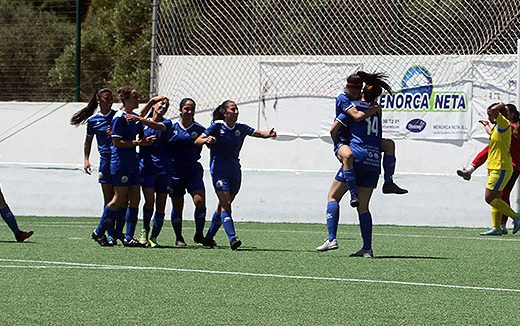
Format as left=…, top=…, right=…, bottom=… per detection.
left=0, top=258, right=519, bottom=294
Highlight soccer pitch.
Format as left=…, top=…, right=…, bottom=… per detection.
left=1, top=216, right=519, bottom=325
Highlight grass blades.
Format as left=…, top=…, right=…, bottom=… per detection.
left=0, top=216, right=519, bottom=325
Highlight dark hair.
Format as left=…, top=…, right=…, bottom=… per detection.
left=357, top=71, right=392, bottom=94
left=363, top=85, right=383, bottom=103
left=212, top=100, right=233, bottom=122
left=117, top=86, right=136, bottom=105
left=506, top=104, right=519, bottom=123
left=180, top=98, right=196, bottom=109
left=346, top=74, right=363, bottom=87
left=70, top=87, right=112, bottom=126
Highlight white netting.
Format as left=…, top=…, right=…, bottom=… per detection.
left=154, top=0, right=520, bottom=112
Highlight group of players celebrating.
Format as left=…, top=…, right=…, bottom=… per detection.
left=3, top=72, right=518, bottom=254
left=71, top=87, right=275, bottom=250
left=69, top=71, right=411, bottom=256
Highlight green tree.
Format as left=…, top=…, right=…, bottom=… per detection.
left=49, top=0, right=151, bottom=101
left=0, top=0, right=74, bottom=101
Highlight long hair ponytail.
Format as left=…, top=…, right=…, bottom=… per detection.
left=212, top=100, right=233, bottom=122
left=357, top=71, right=392, bottom=94
left=70, top=87, right=112, bottom=126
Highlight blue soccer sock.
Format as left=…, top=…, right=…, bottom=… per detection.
left=358, top=212, right=373, bottom=251
left=0, top=206, right=20, bottom=235
left=205, top=211, right=221, bottom=240
left=325, top=201, right=340, bottom=241
left=95, top=204, right=113, bottom=235
left=151, top=212, right=165, bottom=238
left=125, top=207, right=139, bottom=241
left=344, top=168, right=358, bottom=199
left=194, top=207, right=206, bottom=236
left=171, top=210, right=183, bottom=239
left=383, top=154, right=396, bottom=183
left=115, top=208, right=126, bottom=237
left=142, top=207, right=153, bottom=233
left=221, top=210, right=236, bottom=241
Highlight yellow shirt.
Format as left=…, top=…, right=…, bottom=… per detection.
left=487, top=113, right=512, bottom=171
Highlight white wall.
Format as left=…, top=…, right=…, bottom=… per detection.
left=0, top=101, right=513, bottom=228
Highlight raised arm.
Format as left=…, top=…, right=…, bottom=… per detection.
left=126, top=115, right=166, bottom=131
left=479, top=120, right=493, bottom=135
left=252, top=128, right=277, bottom=139
left=194, top=133, right=216, bottom=147
left=139, top=95, right=167, bottom=117
left=346, top=103, right=381, bottom=122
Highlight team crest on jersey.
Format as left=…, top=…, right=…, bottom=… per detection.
left=121, top=176, right=129, bottom=184
left=216, top=180, right=224, bottom=188
left=191, top=131, right=198, bottom=139
left=235, top=130, right=241, bottom=137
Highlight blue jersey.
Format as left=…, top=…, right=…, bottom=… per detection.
left=86, top=109, right=116, bottom=156
left=139, top=118, right=173, bottom=175
left=168, top=121, right=206, bottom=173
left=110, top=110, right=143, bottom=173
left=335, top=93, right=356, bottom=117
left=334, top=93, right=357, bottom=145
left=337, top=101, right=382, bottom=172
left=203, top=121, right=255, bottom=173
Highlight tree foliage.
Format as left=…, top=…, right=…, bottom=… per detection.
left=0, top=0, right=74, bottom=101
left=49, top=0, right=152, bottom=101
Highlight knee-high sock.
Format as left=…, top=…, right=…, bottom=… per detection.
left=125, top=207, right=139, bottom=241
left=142, top=207, right=153, bottom=233
left=490, top=198, right=518, bottom=220
left=96, top=204, right=115, bottom=235
left=383, top=154, right=396, bottom=183
left=171, top=210, right=183, bottom=239
left=344, top=168, right=358, bottom=198
left=194, top=207, right=206, bottom=236
left=326, top=201, right=339, bottom=241
left=0, top=206, right=19, bottom=236
left=115, top=208, right=126, bottom=236
left=491, top=207, right=501, bottom=230
left=151, top=212, right=165, bottom=238
left=205, top=211, right=221, bottom=240
left=358, top=212, right=373, bottom=251
left=500, top=187, right=512, bottom=225
left=221, top=210, right=236, bottom=241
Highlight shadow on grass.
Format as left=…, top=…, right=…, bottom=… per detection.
left=373, top=255, right=449, bottom=260
left=0, top=240, right=36, bottom=244
left=235, top=247, right=313, bottom=253
left=141, top=245, right=218, bottom=250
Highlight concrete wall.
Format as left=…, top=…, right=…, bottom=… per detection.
left=0, top=101, right=513, bottom=228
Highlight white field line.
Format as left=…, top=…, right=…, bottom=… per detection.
left=0, top=258, right=518, bottom=294
left=25, top=221, right=520, bottom=242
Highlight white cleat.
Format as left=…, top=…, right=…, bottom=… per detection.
left=316, top=239, right=338, bottom=252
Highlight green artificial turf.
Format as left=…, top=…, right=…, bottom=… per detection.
left=0, top=216, right=519, bottom=325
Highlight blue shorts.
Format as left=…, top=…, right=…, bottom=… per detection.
left=170, top=164, right=205, bottom=197
left=334, top=165, right=380, bottom=189
left=111, top=171, right=141, bottom=187
left=141, top=170, right=170, bottom=193
left=211, top=170, right=242, bottom=196
left=98, top=155, right=112, bottom=184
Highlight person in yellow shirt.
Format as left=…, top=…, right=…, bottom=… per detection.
left=481, top=102, right=520, bottom=235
